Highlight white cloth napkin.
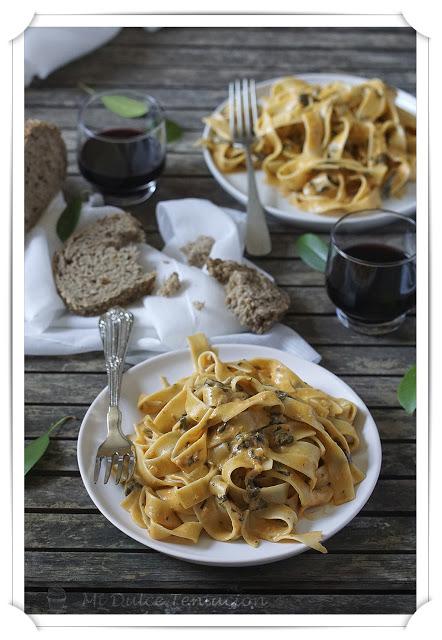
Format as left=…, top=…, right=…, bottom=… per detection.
left=24, top=196, right=320, bottom=364
left=25, top=28, right=121, bottom=86
left=25, top=27, right=162, bottom=86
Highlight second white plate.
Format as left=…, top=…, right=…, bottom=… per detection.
left=202, top=73, right=416, bottom=230
left=77, top=343, right=382, bottom=567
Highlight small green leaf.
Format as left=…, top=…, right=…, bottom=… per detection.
left=397, top=364, right=416, bottom=415
left=296, top=233, right=329, bottom=272
left=25, top=417, right=75, bottom=475
left=166, top=119, right=183, bottom=143
left=56, top=197, right=82, bottom=243
left=78, top=83, right=182, bottom=141
left=101, top=94, right=149, bottom=119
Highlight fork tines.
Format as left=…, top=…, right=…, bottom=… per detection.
left=94, top=451, right=135, bottom=485
left=229, top=78, right=259, bottom=141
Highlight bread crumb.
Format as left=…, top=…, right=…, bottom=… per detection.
left=181, top=235, right=215, bottom=267
left=206, top=258, right=254, bottom=285
left=157, top=272, right=181, bottom=297
left=192, top=300, right=205, bottom=311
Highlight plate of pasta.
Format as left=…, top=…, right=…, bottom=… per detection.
left=202, top=73, right=416, bottom=229
left=77, top=334, right=382, bottom=566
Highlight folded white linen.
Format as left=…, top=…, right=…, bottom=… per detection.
left=24, top=27, right=163, bottom=87
left=24, top=196, right=320, bottom=364
left=25, top=27, right=121, bottom=86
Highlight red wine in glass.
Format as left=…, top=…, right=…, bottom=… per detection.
left=325, top=211, right=416, bottom=335
left=78, top=127, right=166, bottom=204
left=326, top=243, right=416, bottom=324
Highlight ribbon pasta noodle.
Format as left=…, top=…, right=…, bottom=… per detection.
left=203, top=76, right=416, bottom=215
left=121, top=333, right=365, bottom=552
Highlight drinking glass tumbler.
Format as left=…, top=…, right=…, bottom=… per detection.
left=77, top=90, right=166, bottom=206
left=325, top=210, right=416, bottom=335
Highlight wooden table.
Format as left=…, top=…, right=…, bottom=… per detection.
left=24, top=26, right=416, bottom=615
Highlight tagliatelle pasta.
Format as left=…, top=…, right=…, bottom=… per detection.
left=203, top=76, right=416, bottom=215
left=121, top=334, right=365, bottom=552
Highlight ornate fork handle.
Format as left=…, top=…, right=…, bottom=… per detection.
left=98, top=307, right=134, bottom=408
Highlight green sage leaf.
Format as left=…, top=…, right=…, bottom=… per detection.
left=25, top=416, right=75, bottom=475
left=56, top=197, right=82, bottom=243
left=296, top=233, right=329, bottom=272
left=397, top=364, right=416, bottom=415
left=78, top=83, right=183, bottom=141
left=101, top=94, right=149, bottom=119
left=166, top=119, right=183, bottom=143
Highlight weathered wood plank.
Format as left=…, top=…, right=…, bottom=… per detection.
left=287, top=316, right=415, bottom=346
left=25, top=346, right=416, bottom=376
left=23, top=438, right=415, bottom=476
left=36, top=62, right=416, bottom=92
left=115, top=26, right=416, bottom=51
left=28, top=42, right=416, bottom=79
left=24, top=551, right=415, bottom=591
left=25, top=107, right=209, bottom=132
left=24, top=512, right=415, bottom=551
left=24, top=405, right=415, bottom=440
left=24, top=590, right=416, bottom=615
left=24, top=476, right=415, bottom=512
left=24, top=372, right=407, bottom=407
left=25, top=87, right=229, bottom=109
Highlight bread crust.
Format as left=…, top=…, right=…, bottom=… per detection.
left=25, top=119, right=67, bottom=232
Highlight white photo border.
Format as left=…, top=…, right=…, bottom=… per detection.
left=7, top=7, right=430, bottom=631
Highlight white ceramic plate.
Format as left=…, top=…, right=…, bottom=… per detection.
left=77, top=344, right=382, bottom=566
left=202, top=73, right=416, bottom=230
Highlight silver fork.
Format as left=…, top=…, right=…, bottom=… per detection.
left=229, top=78, right=272, bottom=256
left=94, top=307, right=135, bottom=484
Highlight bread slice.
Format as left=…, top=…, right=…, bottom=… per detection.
left=25, top=120, right=67, bottom=232
left=53, top=213, right=156, bottom=316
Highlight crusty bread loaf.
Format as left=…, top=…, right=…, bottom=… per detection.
left=25, top=120, right=67, bottom=232
left=53, top=213, right=156, bottom=316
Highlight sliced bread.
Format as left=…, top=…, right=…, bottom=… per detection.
left=53, top=213, right=156, bottom=316
left=25, top=120, right=67, bottom=232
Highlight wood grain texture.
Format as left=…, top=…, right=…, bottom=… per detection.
left=24, top=438, right=415, bottom=476
left=24, top=476, right=415, bottom=513
left=37, top=61, right=416, bottom=93
left=24, top=372, right=407, bottom=406
left=24, top=405, right=415, bottom=440
left=114, top=27, right=416, bottom=50
left=25, top=551, right=415, bottom=591
left=25, top=512, right=415, bottom=551
left=25, top=346, right=415, bottom=375
left=24, top=25, right=416, bottom=615
left=24, top=591, right=416, bottom=615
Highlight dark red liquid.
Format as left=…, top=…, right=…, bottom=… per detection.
left=326, top=243, right=416, bottom=324
left=78, top=128, right=165, bottom=196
